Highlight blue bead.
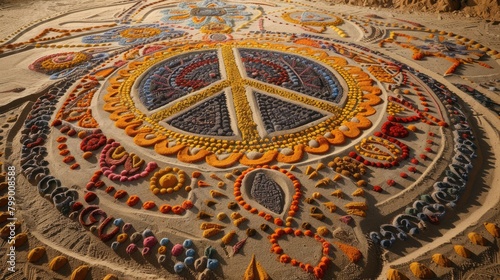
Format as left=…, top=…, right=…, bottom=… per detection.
left=113, top=218, right=123, bottom=226
left=160, top=238, right=170, bottom=246
left=174, top=262, right=185, bottom=273
left=184, top=256, right=194, bottom=266
left=207, top=258, right=219, bottom=270
left=183, top=239, right=193, bottom=248
left=381, top=239, right=392, bottom=248
left=186, top=248, right=196, bottom=257
left=142, top=229, right=154, bottom=238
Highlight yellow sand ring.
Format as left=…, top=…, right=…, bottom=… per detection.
left=149, top=167, right=186, bottom=195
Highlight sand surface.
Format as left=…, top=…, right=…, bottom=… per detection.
left=0, top=1, right=499, bottom=280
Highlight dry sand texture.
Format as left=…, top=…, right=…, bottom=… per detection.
left=0, top=0, right=499, bottom=279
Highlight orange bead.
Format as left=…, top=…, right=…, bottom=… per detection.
left=172, top=205, right=184, bottom=215
left=143, top=201, right=156, bottom=210
left=314, top=267, right=324, bottom=279
left=126, top=195, right=140, bottom=207
left=159, top=204, right=172, bottom=213
left=274, top=247, right=283, bottom=254
left=304, top=264, right=313, bottom=273
left=279, top=254, right=291, bottom=263
left=318, top=260, right=328, bottom=270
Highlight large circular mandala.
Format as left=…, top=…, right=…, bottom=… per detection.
left=102, top=40, right=384, bottom=167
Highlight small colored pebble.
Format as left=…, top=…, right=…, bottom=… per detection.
left=184, top=256, right=194, bottom=266
left=160, top=238, right=170, bottom=246
left=158, top=255, right=167, bottom=263
left=172, top=244, right=184, bottom=256
left=142, top=247, right=151, bottom=256
left=113, top=218, right=123, bottom=226
left=142, top=229, right=154, bottom=237
left=174, top=262, right=185, bottom=273
left=207, top=258, right=219, bottom=270
left=186, top=248, right=196, bottom=257
left=126, top=244, right=137, bottom=254
left=183, top=239, right=193, bottom=248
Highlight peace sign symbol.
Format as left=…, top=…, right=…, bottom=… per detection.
left=110, top=41, right=366, bottom=154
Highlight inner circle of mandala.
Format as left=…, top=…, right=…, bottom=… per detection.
left=108, top=41, right=374, bottom=153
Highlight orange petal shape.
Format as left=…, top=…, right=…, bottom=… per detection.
left=154, top=140, right=186, bottom=156
left=103, top=101, right=124, bottom=113
left=239, top=150, right=278, bottom=166
left=177, top=147, right=212, bottom=163
left=304, top=137, right=330, bottom=154
left=115, top=114, right=143, bottom=129
left=277, top=144, right=304, bottom=163
left=93, top=66, right=116, bottom=79
left=124, top=123, right=144, bottom=137
left=339, top=122, right=361, bottom=139
left=206, top=152, right=244, bottom=168
left=134, top=132, right=166, bottom=147
left=352, top=114, right=372, bottom=129
left=325, top=129, right=345, bottom=145
left=109, top=107, right=131, bottom=121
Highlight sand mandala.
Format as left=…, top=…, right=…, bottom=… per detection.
left=1, top=0, right=500, bottom=279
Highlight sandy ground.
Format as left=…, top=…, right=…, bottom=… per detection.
left=0, top=1, right=499, bottom=280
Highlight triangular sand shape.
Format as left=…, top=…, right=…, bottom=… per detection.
left=244, top=254, right=271, bottom=280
